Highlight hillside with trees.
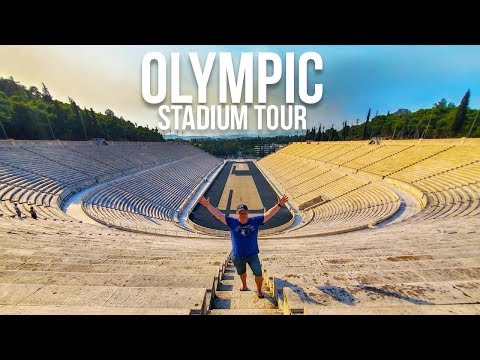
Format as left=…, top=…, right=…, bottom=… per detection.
left=0, top=77, right=164, bottom=142
left=304, top=90, right=479, bottom=141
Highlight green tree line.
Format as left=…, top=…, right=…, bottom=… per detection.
left=189, top=135, right=303, bottom=157
left=0, top=77, right=164, bottom=142
left=305, top=90, right=479, bottom=141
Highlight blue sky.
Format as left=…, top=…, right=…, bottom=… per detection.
left=0, top=45, right=479, bottom=137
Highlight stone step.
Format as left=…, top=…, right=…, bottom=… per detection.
left=208, top=308, right=284, bottom=315
left=266, top=267, right=480, bottom=290
left=217, top=278, right=235, bottom=291
left=0, top=253, right=223, bottom=267
left=264, top=257, right=480, bottom=273
left=304, top=303, right=480, bottom=315
left=280, top=280, right=480, bottom=312
left=9, top=261, right=219, bottom=275
left=0, top=305, right=191, bottom=315
left=213, top=289, right=277, bottom=310
left=0, top=270, right=216, bottom=289
left=0, top=283, right=208, bottom=314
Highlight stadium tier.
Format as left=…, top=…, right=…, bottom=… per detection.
left=0, top=141, right=222, bottom=235
left=1, top=138, right=479, bottom=314
left=257, top=138, right=480, bottom=237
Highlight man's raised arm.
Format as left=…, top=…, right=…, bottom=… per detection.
left=264, top=194, right=289, bottom=223
left=198, top=196, right=227, bottom=225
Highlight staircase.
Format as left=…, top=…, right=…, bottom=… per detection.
left=208, top=256, right=283, bottom=315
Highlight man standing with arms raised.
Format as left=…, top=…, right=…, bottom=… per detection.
left=198, top=194, right=289, bottom=298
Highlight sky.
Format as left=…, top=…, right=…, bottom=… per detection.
left=1, top=45, right=479, bottom=137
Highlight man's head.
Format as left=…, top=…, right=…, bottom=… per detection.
left=236, top=204, right=248, bottom=212
left=236, top=203, right=249, bottom=221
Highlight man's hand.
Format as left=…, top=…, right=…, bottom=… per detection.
left=264, top=193, right=289, bottom=223
left=278, top=194, right=289, bottom=206
left=198, top=196, right=226, bottom=225
left=199, top=196, right=210, bottom=207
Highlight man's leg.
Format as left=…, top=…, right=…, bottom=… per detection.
left=239, top=272, right=248, bottom=290
left=254, top=275, right=264, bottom=297
left=247, top=254, right=264, bottom=297
left=232, top=255, right=248, bottom=291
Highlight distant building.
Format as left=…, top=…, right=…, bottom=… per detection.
left=255, top=144, right=284, bottom=157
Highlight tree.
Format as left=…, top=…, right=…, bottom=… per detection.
left=9, top=103, right=48, bottom=139
left=42, top=83, right=52, bottom=103
left=451, top=89, right=470, bottom=136
left=434, top=98, right=447, bottom=109
left=29, top=86, right=42, bottom=99
left=325, top=125, right=339, bottom=141
left=362, top=108, right=371, bottom=139
left=341, top=121, right=348, bottom=140
left=314, top=123, right=322, bottom=141
left=400, top=115, right=409, bottom=139
left=69, top=97, right=88, bottom=140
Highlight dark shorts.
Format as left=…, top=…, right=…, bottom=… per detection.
left=231, top=253, right=263, bottom=277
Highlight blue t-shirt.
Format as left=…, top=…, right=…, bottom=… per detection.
left=225, top=215, right=264, bottom=258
